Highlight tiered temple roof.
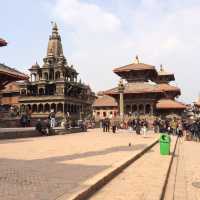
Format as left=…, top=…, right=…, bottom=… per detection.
left=104, top=56, right=185, bottom=113
left=93, top=95, right=117, bottom=107
left=156, top=99, right=186, bottom=110
left=155, top=65, right=175, bottom=83
left=0, top=38, right=7, bottom=47
left=0, top=37, right=28, bottom=90
left=113, top=56, right=157, bottom=82
left=0, top=64, right=28, bottom=90
left=194, top=96, right=200, bottom=107
left=105, top=82, right=162, bottom=95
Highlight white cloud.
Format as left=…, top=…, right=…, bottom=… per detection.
left=53, top=0, right=121, bottom=33
left=49, top=0, right=200, bottom=103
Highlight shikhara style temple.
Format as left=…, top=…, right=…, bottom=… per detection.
left=19, top=23, right=95, bottom=118
left=93, top=56, right=186, bottom=118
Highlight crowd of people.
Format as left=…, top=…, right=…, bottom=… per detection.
left=100, top=115, right=200, bottom=142
left=18, top=106, right=200, bottom=142
left=35, top=111, right=90, bottom=135
left=101, top=116, right=150, bottom=136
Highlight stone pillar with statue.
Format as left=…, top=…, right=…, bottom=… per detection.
left=118, top=79, right=125, bottom=121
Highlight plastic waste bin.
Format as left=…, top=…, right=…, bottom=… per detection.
left=160, top=134, right=171, bottom=155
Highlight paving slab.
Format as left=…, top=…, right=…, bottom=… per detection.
left=90, top=136, right=177, bottom=200
left=0, top=128, right=157, bottom=200
left=164, top=138, right=200, bottom=200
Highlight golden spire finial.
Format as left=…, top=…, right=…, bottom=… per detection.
left=51, top=21, right=58, bottom=34
left=134, top=55, right=140, bottom=64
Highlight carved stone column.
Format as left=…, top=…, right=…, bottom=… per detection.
left=118, top=79, right=125, bottom=120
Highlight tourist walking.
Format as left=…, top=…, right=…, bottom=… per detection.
left=102, top=118, right=106, bottom=132
left=20, top=114, right=28, bottom=127
left=136, top=118, right=141, bottom=134
left=171, top=119, right=177, bottom=135
left=105, top=117, right=110, bottom=132
left=153, top=118, right=160, bottom=133
left=190, top=120, right=199, bottom=141
left=49, top=109, right=56, bottom=128
left=111, top=117, right=117, bottom=133
left=177, top=121, right=183, bottom=137
left=141, top=120, right=148, bottom=137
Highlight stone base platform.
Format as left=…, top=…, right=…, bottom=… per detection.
left=0, top=127, right=84, bottom=140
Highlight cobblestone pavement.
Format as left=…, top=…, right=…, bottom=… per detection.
left=90, top=136, right=177, bottom=200
left=164, top=138, right=200, bottom=200
left=0, top=129, right=157, bottom=200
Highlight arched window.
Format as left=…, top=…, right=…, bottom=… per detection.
left=57, top=103, right=63, bottom=112
left=55, top=71, right=60, bottom=80
left=49, top=70, right=54, bottom=80
left=31, top=73, right=36, bottom=82
left=125, top=105, right=131, bottom=114
left=146, top=104, right=151, bottom=114
left=27, top=104, right=31, bottom=111
left=132, top=105, right=137, bottom=113
left=38, top=72, right=42, bottom=80
left=44, top=72, right=48, bottom=80
left=51, top=103, right=56, bottom=112
left=21, top=89, right=26, bottom=95
left=139, top=104, right=144, bottom=114
left=39, top=88, right=44, bottom=95
left=44, top=104, right=50, bottom=112
left=32, top=104, right=37, bottom=112
left=38, top=104, right=44, bottom=112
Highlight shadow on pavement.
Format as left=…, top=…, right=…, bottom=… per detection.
left=0, top=143, right=148, bottom=200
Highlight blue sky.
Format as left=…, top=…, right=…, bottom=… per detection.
left=1, top=0, right=200, bottom=103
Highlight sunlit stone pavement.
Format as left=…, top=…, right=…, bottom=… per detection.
left=0, top=128, right=157, bottom=200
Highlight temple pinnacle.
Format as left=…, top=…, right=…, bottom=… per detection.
left=160, top=64, right=164, bottom=71
left=134, top=55, right=140, bottom=64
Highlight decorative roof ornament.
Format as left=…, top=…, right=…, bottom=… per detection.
left=0, top=38, right=7, bottom=47
left=118, top=78, right=125, bottom=92
left=31, top=61, right=40, bottom=69
left=160, top=64, right=164, bottom=71
left=134, top=55, right=140, bottom=64
left=51, top=21, right=58, bottom=34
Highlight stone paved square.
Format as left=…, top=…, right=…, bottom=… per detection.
left=0, top=129, right=157, bottom=200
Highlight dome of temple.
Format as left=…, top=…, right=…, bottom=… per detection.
left=31, top=62, right=40, bottom=69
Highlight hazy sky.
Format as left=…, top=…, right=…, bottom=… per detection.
left=0, top=0, right=200, bottom=103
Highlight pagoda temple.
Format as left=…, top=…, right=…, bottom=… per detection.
left=0, top=38, right=28, bottom=91
left=98, top=56, right=186, bottom=117
left=19, top=23, right=95, bottom=118
left=194, top=96, right=200, bottom=114
left=0, top=38, right=7, bottom=47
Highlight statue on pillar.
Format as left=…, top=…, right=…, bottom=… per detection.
left=118, top=79, right=125, bottom=120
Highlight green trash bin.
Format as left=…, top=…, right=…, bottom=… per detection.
left=160, top=134, right=171, bottom=155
